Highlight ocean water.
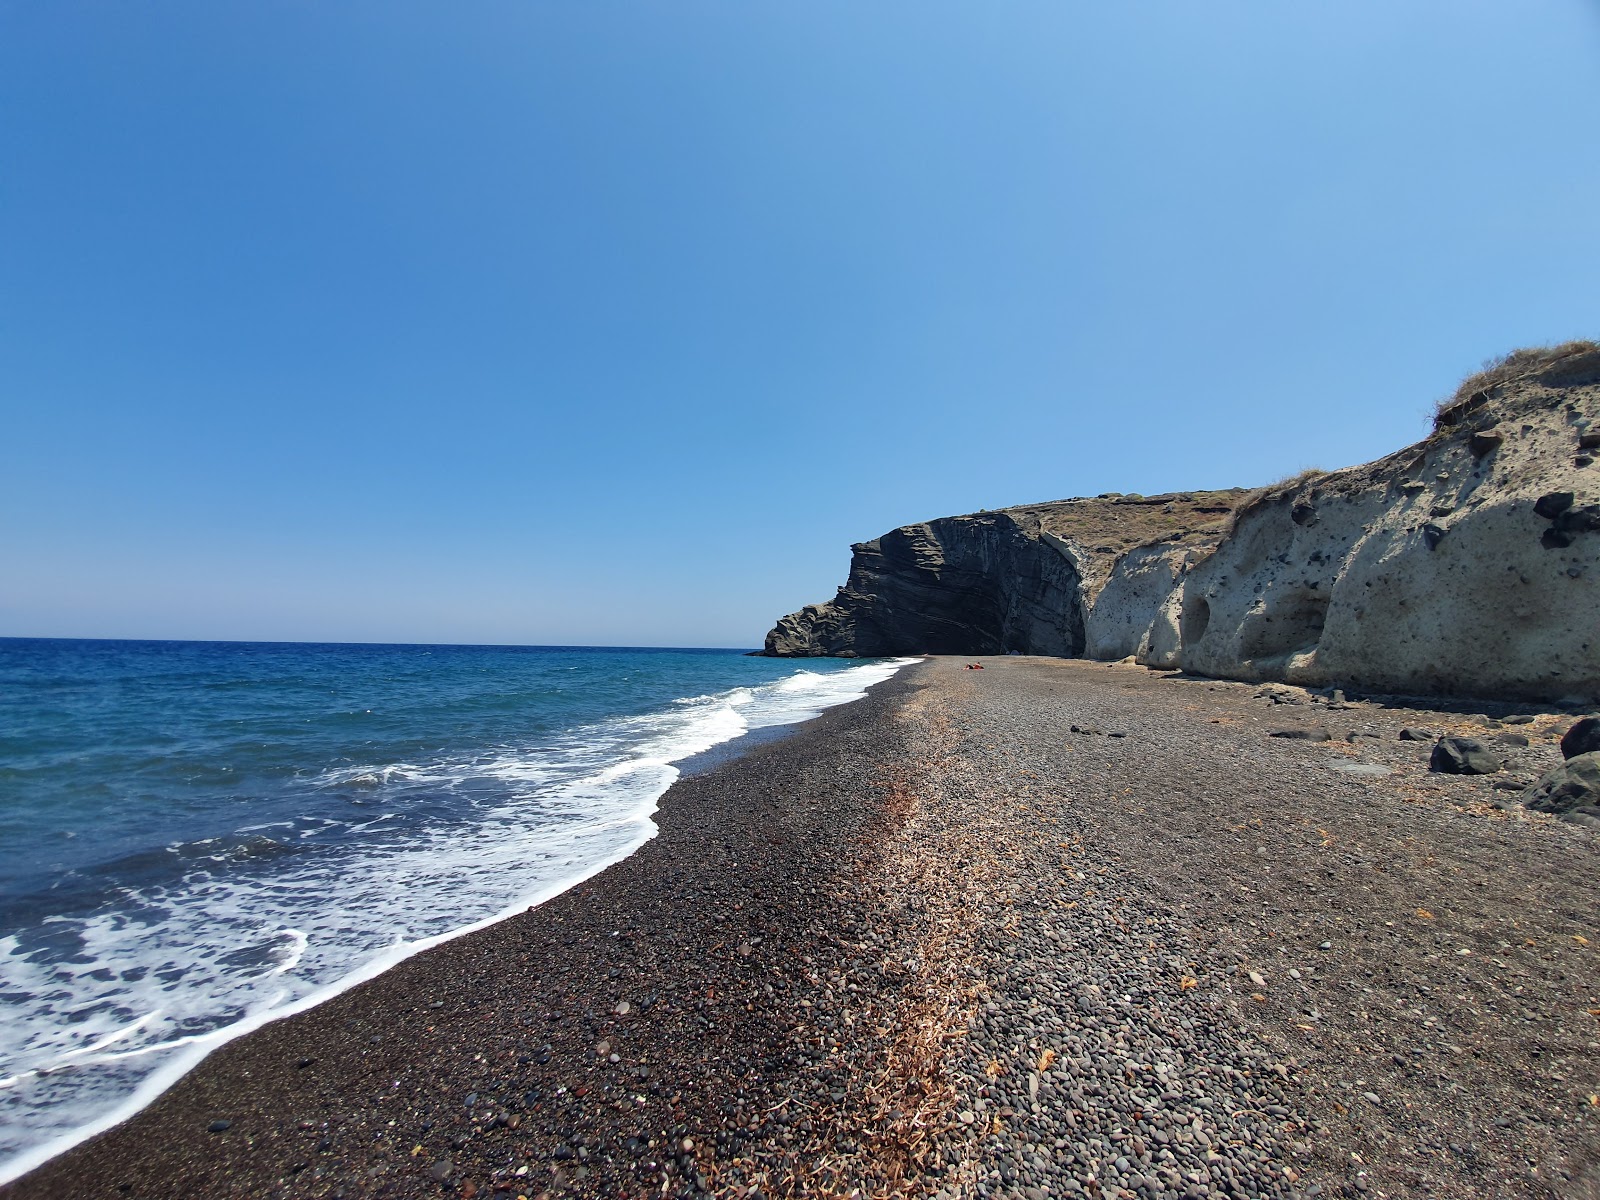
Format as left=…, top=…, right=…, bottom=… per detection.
left=0, top=639, right=911, bottom=1181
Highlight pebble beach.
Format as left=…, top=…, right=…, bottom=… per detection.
left=8, top=657, right=1599, bottom=1200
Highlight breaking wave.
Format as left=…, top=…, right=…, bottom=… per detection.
left=0, top=652, right=913, bottom=1183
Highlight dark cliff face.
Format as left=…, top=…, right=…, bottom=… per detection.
left=763, top=491, right=1244, bottom=659
left=764, top=512, right=1087, bottom=657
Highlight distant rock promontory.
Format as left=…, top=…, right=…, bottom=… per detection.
left=764, top=341, right=1600, bottom=704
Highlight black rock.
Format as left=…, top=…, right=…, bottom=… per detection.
left=427, top=1159, right=454, bottom=1182
left=1554, top=505, right=1600, bottom=534
left=1501, top=714, right=1536, bottom=724
left=763, top=515, right=1087, bottom=656
left=1421, top=524, right=1446, bottom=550
left=207, top=1120, right=231, bottom=1134
left=1542, top=528, right=1574, bottom=550
left=1469, top=430, right=1504, bottom=456
left=1561, top=717, right=1600, bottom=759
left=1430, top=737, right=1500, bottom=775
left=1522, top=752, right=1600, bottom=815
left=1270, top=728, right=1332, bottom=742
left=1398, top=727, right=1433, bottom=741
left=1493, top=732, right=1530, bottom=748
left=1535, top=492, right=1575, bottom=519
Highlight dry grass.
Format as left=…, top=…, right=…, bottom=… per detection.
left=1434, top=339, right=1600, bottom=430
left=1224, top=467, right=1328, bottom=533
left=989, top=489, right=1251, bottom=568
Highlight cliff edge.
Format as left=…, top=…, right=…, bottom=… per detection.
left=763, top=491, right=1248, bottom=659
left=764, top=341, right=1600, bottom=703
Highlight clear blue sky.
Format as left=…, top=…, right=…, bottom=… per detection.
left=4, top=2, right=1598, bottom=647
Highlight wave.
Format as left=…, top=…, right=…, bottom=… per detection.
left=0, top=655, right=914, bottom=1184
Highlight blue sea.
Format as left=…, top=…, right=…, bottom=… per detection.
left=0, top=638, right=910, bottom=1181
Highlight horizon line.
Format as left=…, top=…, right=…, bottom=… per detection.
left=0, top=635, right=762, bottom=653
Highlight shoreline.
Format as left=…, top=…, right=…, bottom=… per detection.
left=8, top=657, right=1598, bottom=1199
left=3, top=660, right=935, bottom=1198
left=0, top=657, right=916, bottom=1192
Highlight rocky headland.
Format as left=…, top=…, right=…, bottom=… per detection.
left=765, top=342, right=1600, bottom=706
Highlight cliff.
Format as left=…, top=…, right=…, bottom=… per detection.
left=764, top=341, right=1600, bottom=703
left=763, top=491, right=1247, bottom=658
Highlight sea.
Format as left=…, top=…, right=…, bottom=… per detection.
left=0, top=638, right=911, bottom=1181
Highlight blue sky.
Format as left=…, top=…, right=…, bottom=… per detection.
left=4, top=2, right=1598, bottom=647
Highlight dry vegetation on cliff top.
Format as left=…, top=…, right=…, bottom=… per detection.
left=992, top=489, right=1251, bottom=561
left=1188, top=339, right=1600, bottom=538
left=1435, top=339, right=1600, bottom=430
left=934, top=341, right=1600, bottom=567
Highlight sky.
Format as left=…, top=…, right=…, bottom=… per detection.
left=3, top=2, right=1599, bottom=648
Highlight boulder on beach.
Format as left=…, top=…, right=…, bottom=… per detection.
left=1430, top=737, right=1501, bottom=775
left=1522, top=751, right=1600, bottom=819
left=1560, top=716, right=1600, bottom=759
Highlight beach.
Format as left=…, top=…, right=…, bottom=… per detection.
left=8, top=657, right=1599, bottom=1199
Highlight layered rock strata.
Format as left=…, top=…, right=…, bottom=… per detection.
left=765, top=342, right=1600, bottom=703
left=763, top=492, right=1245, bottom=658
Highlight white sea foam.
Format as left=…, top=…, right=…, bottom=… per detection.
left=0, top=656, right=915, bottom=1184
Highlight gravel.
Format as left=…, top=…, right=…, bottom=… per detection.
left=899, top=660, right=1600, bottom=1200
left=8, top=658, right=1598, bottom=1200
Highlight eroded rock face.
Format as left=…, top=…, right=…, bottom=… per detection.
left=763, top=494, right=1241, bottom=658
left=763, top=512, right=1086, bottom=657
left=1174, top=347, right=1600, bottom=702
left=764, top=343, right=1600, bottom=704
left=1083, top=543, right=1194, bottom=661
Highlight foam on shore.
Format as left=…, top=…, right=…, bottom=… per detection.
left=0, top=656, right=916, bottom=1185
